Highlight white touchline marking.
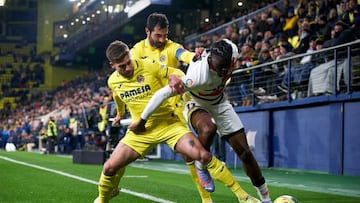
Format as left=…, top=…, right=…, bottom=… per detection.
left=124, top=175, right=148, bottom=178
left=0, top=156, right=176, bottom=203
left=130, top=162, right=360, bottom=198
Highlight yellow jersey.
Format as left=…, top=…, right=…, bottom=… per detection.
left=130, top=38, right=195, bottom=68
left=130, top=38, right=194, bottom=123
left=107, top=58, right=184, bottom=124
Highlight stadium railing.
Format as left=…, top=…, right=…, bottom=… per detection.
left=226, top=39, right=360, bottom=110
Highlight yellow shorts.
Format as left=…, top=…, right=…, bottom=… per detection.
left=120, top=115, right=191, bottom=158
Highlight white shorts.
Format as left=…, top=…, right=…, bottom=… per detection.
left=183, top=98, right=244, bottom=137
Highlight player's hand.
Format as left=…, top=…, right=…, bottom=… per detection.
left=169, top=75, right=185, bottom=95
left=112, top=114, right=122, bottom=126
left=128, top=118, right=146, bottom=134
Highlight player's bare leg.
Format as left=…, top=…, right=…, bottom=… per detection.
left=175, top=133, right=215, bottom=193
left=224, top=129, right=271, bottom=203
left=191, top=110, right=261, bottom=202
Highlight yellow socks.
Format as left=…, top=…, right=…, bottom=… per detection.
left=207, top=156, right=248, bottom=200
left=97, top=167, right=125, bottom=203
left=98, top=172, right=114, bottom=203
left=112, top=167, right=126, bottom=192
left=186, top=161, right=213, bottom=203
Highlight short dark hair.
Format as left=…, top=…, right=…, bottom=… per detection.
left=210, top=40, right=233, bottom=61
left=106, top=40, right=129, bottom=63
left=146, top=13, right=169, bottom=32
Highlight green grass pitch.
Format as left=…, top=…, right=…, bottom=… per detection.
left=0, top=150, right=359, bottom=203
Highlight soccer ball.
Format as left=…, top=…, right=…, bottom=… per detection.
left=274, top=195, right=299, bottom=203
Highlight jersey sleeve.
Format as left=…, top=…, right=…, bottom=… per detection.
left=112, top=92, right=126, bottom=116
left=107, top=75, right=126, bottom=117
left=140, top=85, right=175, bottom=120
left=167, top=41, right=195, bottom=65
left=175, top=47, right=195, bottom=64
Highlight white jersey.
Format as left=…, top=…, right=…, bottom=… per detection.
left=182, top=52, right=244, bottom=137
left=182, top=52, right=229, bottom=105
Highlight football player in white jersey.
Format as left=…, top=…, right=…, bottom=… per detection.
left=130, top=39, right=272, bottom=203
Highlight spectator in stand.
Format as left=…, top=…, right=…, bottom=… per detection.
left=296, top=4, right=308, bottom=19
left=235, top=43, right=260, bottom=105
left=265, top=42, right=295, bottom=100
left=315, top=14, right=333, bottom=42
left=268, top=9, right=285, bottom=38
left=337, top=0, right=348, bottom=17
left=247, top=18, right=260, bottom=46
left=341, top=0, right=359, bottom=26
left=227, top=68, right=250, bottom=107
left=258, top=48, right=273, bottom=64
left=261, top=40, right=272, bottom=52
left=230, top=31, right=240, bottom=46
left=329, top=7, right=341, bottom=26
left=316, top=0, right=332, bottom=17
left=341, top=0, right=360, bottom=37
left=323, top=20, right=357, bottom=47
left=254, top=41, right=263, bottom=55
left=293, top=28, right=312, bottom=54
left=278, top=42, right=295, bottom=60
left=269, top=46, right=281, bottom=61
left=279, top=35, right=319, bottom=97
left=239, top=43, right=259, bottom=68
left=263, top=31, right=277, bottom=47
left=225, top=24, right=235, bottom=39
left=238, top=27, right=251, bottom=47
left=283, top=6, right=299, bottom=38
left=255, top=12, right=271, bottom=34
left=259, top=48, right=277, bottom=96
left=307, top=1, right=319, bottom=21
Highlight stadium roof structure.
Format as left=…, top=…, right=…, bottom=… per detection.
left=53, top=0, right=216, bottom=60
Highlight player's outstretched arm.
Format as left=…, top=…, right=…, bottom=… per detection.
left=128, top=85, right=178, bottom=133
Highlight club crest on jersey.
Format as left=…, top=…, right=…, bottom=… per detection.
left=185, top=78, right=194, bottom=87
left=137, top=75, right=145, bottom=83
left=160, top=55, right=166, bottom=63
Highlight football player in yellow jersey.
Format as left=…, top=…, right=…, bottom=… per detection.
left=94, top=40, right=214, bottom=203
left=130, top=12, right=196, bottom=125
left=128, top=13, right=260, bottom=203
